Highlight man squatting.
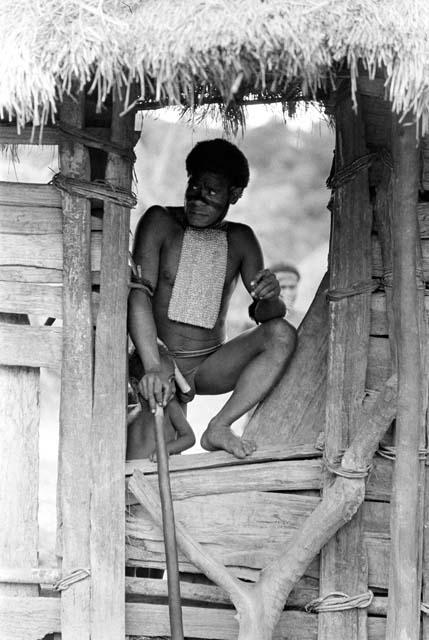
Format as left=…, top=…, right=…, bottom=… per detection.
left=127, top=139, right=297, bottom=460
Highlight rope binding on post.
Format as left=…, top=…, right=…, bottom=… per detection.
left=305, top=590, right=374, bottom=613
left=327, top=279, right=379, bottom=301
left=53, top=568, right=91, bottom=591
left=51, top=172, right=137, bottom=208
left=324, top=457, right=372, bottom=480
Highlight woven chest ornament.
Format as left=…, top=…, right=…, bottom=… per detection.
left=168, top=226, right=228, bottom=329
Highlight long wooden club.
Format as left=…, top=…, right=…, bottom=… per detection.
left=153, top=403, right=184, bottom=640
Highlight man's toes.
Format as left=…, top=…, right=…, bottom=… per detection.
left=242, top=439, right=257, bottom=455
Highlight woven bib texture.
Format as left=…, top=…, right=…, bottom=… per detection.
left=168, top=227, right=228, bottom=329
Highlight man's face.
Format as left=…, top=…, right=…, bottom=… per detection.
left=184, top=171, right=233, bottom=228
left=277, top=271, right=299, bottom=308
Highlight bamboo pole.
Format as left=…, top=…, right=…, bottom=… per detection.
left=90, top=88, right=136, bottom=640
left=386, top=116, right=424, bottom=639
left=319, top=89, right=373, bottom=640
left=153, top=405, right=184, bottom=640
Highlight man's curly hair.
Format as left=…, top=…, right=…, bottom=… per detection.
left=186, top=138, right=250, bottom=189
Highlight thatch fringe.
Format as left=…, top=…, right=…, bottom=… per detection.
left=1, top=0, right=428, bottom=132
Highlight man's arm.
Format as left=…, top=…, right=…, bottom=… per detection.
left=237, top=225, right=286, bottom=323
left=128, top=206, right=173, bottom=411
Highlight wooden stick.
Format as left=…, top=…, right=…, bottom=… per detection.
left=152, top=405, right=184, bottom=640
left=386, top=115, right=424, bottom=639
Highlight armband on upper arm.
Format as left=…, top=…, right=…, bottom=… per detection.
left=128, top=253, right=154, bottom=297
left=128, top=277, right=154, bottom=297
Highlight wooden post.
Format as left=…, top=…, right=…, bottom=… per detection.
left=319, top=90, right=373, bottom=640
left=0, top=313, right=39, bottom=599
left=57, top=92, right=93, bottom=640
left=90, top=89, right=136, bottom=639
left=386, top=116, right=424, bottom=639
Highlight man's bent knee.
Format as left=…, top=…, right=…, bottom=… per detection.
left=263, top=317, right=297, bottom=353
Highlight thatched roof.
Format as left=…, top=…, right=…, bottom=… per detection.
left=1, top=0, right=428, bottom=132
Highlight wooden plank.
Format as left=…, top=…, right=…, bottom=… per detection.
left=365, top=456, right=392, bottom=501
left=244, top=272, right=328, bottom=446
left=0, top=282, right=62, bottom=317
left=90, top=92, right=135, bottom=639
left=0, top=597, right=389, bottom=640
left=127, top=492, right=389, bottom=565
left=125, top=575, right=320, bottom=609
left=370, top=290, right=429, bottom=336
left=0, top=596, right=60, bottom=640
left=0, top=313, right=39, bottom=598
left=126, top=458, right=323, bottom=504
left=0, top=266, right=100, bottom=284
left=373, top=234, right=429, bottom=281
left=125, top=575, right=388, bottom=616
left=0, top=182, right=61, bottom=207
left=0, top=205, right=102, bottom=233
left=0, top=231, right=101, bottom=270
left=320, top=92, right=373, bottom=640
left=0, top=323, right=62, bottom=368
left=57, top=92, right=93, bottom=640
left=126, top=534, right=390, bottom=590
left=0, top=281, right=99, bottom=320
left=126, top=443, right=322, bottom=475
left=386, top=116, right=424, bottom=639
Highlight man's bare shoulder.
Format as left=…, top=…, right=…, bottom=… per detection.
left=228, top=221, right=258, bottom=246
left=135, top=205, right=182, bottom=240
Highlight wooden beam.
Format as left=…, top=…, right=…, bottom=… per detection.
left=89, top=91, right=136, bottom=639
left=244, top=272, right=328, bottom=446
left=386, top=116, right=425, bottom=638
left=319, top=92, right=373, bottom=640
left=0, top=313, right=39, bottom=598
left=56, top=92, right=93, bottom=640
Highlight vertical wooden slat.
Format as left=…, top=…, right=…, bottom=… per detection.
left=90, top=91, right=135, bottom=639
left=319, top=91, right=373, bottom=640
left=57, top=93, right=93, bottom=640
left=0, top=313, right=39, bottom=598
left=386, top=117, right=424, bottom=640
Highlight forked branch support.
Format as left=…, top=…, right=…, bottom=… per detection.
left=128, top=374, right=397, bottom=640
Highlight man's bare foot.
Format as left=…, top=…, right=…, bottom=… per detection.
left=200, top=420, right=257, bottom=459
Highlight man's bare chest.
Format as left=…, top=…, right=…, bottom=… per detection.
left=158, top=228, right=240, bottom=290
